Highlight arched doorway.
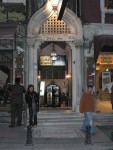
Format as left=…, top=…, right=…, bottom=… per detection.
left=25, top=0, right=83, bottom=111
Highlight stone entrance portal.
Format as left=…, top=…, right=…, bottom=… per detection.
left=25, top=1, right=83, bottom=111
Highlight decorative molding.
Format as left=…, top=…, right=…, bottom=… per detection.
left=37, top=33, right=76, bottom=42
left=27, top=1, right=53, bottom=38
left=27, top=2, right=83, bottom=42
left=74, top=39, right=83, bottom=47
left=83, top=24, right=113, bottom=40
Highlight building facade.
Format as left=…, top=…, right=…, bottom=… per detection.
left=0, top=0, right=113, bottom=111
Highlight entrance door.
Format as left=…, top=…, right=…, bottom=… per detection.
left=46, top=84, right=60, bottom=107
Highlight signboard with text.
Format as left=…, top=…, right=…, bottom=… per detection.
left=40, top=55, right=66, bottom=66
left=102, top=72, right=111, bottom=91
left=97, top=54, right=113, bottom=64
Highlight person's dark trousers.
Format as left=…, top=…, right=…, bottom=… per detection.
left=3, top=94, right=8, bottom=105
left=11, top=103, right=23, bottom=126
left=34, top=114, right=37, bottom=125
left=29, top=107, right=33, bottom=125
left=29, top=107, right=37, bottom=125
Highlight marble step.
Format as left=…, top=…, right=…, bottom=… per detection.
left=93, top=113, right=113, bottom=125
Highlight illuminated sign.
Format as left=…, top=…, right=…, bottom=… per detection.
left=40, top=81, right=45, bottom=96
left=40, top=56, right=52, bottom=66
left=40, top=55, right=66, bottom=66
left=97, top=54, right=113, bottom=64
left=102, top=72, right=111, bottom=91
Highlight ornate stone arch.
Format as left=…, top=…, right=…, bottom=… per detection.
left=27, top=1, right=83, bottom=41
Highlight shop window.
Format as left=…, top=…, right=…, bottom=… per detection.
left=53, top=70, right=58, bottom=79
left=40, top=67, right=65, bottom=79
left=41, top=70, right=46, bottom=79
left=47, top=70, right=52, bottom=79
left=59, top=70, right=65, bottom=79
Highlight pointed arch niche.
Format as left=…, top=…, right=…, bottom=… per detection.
left=26, top=1, right=83, bottom=111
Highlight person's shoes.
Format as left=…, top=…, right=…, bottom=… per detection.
left=9, top=124, right=15, bottom=128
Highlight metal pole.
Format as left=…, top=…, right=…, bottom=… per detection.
left=85, top=125, right=92, bottom=144
left=25, top=125, right=33, bottom=146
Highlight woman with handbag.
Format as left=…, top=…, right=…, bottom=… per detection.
left=25, top=85, right=39, bottom=126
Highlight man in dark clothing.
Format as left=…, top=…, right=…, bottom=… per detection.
left=9, top=78, right=26, bottom=127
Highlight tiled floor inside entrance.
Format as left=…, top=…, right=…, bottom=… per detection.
left=96, top=100, right=113, bottom=113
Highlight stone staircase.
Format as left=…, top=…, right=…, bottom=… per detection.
left=32, top=110, right=84, bottom=139
left=0, top=110, right=113, bottom=150
left=93, top=112, right=113, bottom=126
left=1, top=108, right=113, bottom=127
left=37, top=110, right=84, bottom=126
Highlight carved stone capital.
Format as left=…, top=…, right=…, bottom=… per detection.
left=74, top=39, right=83, bottom=47
left=27, top=38, right=35, bottom=47
left=86, top=57, right=94, bottom=68
left=35, top=39, right=42, bottom=48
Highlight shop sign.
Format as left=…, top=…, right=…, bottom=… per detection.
left=87, top=68, right=94, bottom=86
left=102, top=72, right=111, bottom=91
left=15, top=69, right=23, bottom=84
left=97, top=54, right=113, bottom=64
left=40, top=56, right=52, bottom=66
left=40, top=81, right=45, bottom=96
left=40, top=55, right=66, bottom=66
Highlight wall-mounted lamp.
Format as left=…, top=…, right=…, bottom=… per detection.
left=57, top=0, right=69, bottom=20
left=66, top=73, right=71, bottom=79
left=106, top=68, right=109, bottom=72
left=38, top=75, right=40, bottom=79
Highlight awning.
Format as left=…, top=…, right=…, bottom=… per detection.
left=94, top=35, right=113, bottom=63
left=0, top=26, right=17, bottom=38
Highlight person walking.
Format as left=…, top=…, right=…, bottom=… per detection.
left=9, top=78, right=26, bottom=127
left=25, top=85, right=39, bottom=126
left=79, top=85, right=94, bottom=135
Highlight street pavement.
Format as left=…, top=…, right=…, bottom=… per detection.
left=0, top=111, right=113, bottom=150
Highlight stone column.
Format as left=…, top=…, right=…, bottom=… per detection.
left=74, top=44, right=82, bottom=112
left=33, top=41, right=41, bottom=92
left=28, top=44, right=34, bottom=85
left=68, top=41, right=83, bottom=112
left=68, top=42, right=77, bottom=111
left=24, top=45, right=29, bottom=88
